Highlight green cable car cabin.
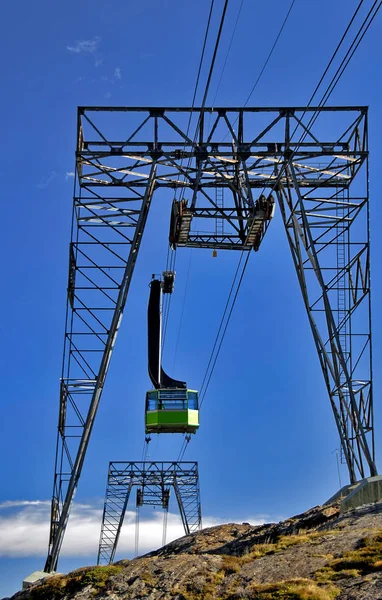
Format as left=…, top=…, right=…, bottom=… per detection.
left=145, top=275, right=199, bottom=435
left=145, top=389, right=199, bottom=434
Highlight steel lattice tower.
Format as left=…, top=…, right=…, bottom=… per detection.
left=45, top=106, right=376, bottom=572
left=97, top=461, right=201, bottom=565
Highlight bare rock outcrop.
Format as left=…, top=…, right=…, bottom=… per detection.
left=10, top=501, right=382, bottom=600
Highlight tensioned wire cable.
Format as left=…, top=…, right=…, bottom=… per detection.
left=181, top=0, right=230, bottom=183
left=161, top=0, right=215, bottom=352
left=138, top=0, right=380, bottom=543
left=210, top=3, right=382, bottom=418
left=178, top=243, right=251, bottom=462
left=210, top=0, right=245, bottom=107
left=253, top=0, right=381, bottom=204
left=172, top=248, right=192, bottom=371
left=171, top=0, right=246, bottom=370
left=178, top=0, right=382, bottom=462
left=243, top=0, right=295, bottom=108
left=143, top=2, right=227, bottom=470
left=222, top=0, right=296, bottom=142
left=200, top=251, right=250, bottom=409
left=296, top=0, right=381, bottom=136
left=184, top=0, right=297, bottom=434
left=177, top=0, right=295, bottom=460
left=199, top=250, right=248, bottom=400
left=174, top=0, right=216, bottom=186
left=170, top=0, right=232, bottom=460
left=163, top=0, right=231, bottom=383
left=194, top=0, right=297, bottom=412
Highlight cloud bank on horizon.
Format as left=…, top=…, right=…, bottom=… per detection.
left=0, top=500, right=270, bottom=559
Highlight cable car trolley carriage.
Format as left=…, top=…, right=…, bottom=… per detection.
left=145, top=273, right=200, bottom=435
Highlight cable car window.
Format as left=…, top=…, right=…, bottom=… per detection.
left=188, top=391, right=198, bottom=409
left=147, top=398, right=157, bottom=411
left=163, top=399, right=186, bottom=410
left=146, top=391, right=158, bottom=411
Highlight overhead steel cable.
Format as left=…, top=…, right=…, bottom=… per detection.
left=171, top=0, right=236, bottom=369
left=301, top=0, right=365, bottom=114
left=285, top=0, right=371, bottom=148
left=171, top=0, right=230, bottom=377
left=222, top=0, right=295, bottom=141
left=164, top=0, right=230, bottom=379
left=210, top=0, right=245, bottom=107
left=177, top=249, right=250, bottom=464
left=300, top=0, right=381, bottom=131
left=177, top=251, right=251, bottom=462
left=177, top=437, right=187, bottom=461
left=177, top=434, right=191, bottom=461
left=265, top=0, right=382, bottom=201
left=243, top=0, right=295, bottom=107
left=199, top=251, right=250, bottom=408
left=193, top=0, right=296, bottom=415
left=150, top=2, right=228, bottom=466
left=172, top=249, right=192, bottom=370
left=194, top=0, right=229, bottom=127
left=162, top=0, right=215, bottom=352
left=177, top=0, right=382, bottom=465
left=183, top=0, right=230, bottom=176
left=199, top=250, right=246, bottom=398
left=178, top=0, right=381, bottom=458
left=162, top=249, right=177, bottom=351
left=181, top=0, right=216, bottom=160
left=183, top=0, right=374, bottom=434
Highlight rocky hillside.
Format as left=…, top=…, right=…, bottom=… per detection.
left=10, top=501, right=382, bottom=600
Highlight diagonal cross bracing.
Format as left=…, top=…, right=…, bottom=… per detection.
left=97, top=462, right=201, bottom=565
left=273, top=108, right=374, bottom=483
left=46, top=106, right=376, bottom=573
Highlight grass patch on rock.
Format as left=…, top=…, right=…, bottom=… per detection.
left=30, top=565, right=123, bottom=599
left=247, top=579, right=339, bottom=600
left=220, top=530, right=339, bottom=567
left=180, top=578, right=339, bottom=600
left=315, top=529, right=382, bottom=582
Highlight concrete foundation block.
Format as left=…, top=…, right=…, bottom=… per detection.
left=326, top=475, right=382, bottom=512
left=340, top=475, right=382, bottom=512
left=22, top=571, right=57, bottom=590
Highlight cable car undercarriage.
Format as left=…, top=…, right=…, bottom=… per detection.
left=169, top=194, right=275, bottom=251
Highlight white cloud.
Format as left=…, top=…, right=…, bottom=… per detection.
left=114, top=67, right=121, bottom=80
left=0, top=500, right=269, bottom=559
left=67, top=37, right=100, bottom=54
left=65, top=172, right=75, bottom=180
left=0, top=500, right=50, bottom=509
left=37, top=171, right=57, bottom=190
left=94, top=56, right=104, bottom=68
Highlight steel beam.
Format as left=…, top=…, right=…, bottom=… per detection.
left=45, top=106, right=376, bottom=572
left=97, top=462, right=201, bottom=565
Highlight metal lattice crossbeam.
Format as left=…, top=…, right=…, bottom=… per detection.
left=46, top=106, right=376, bottom=573
left=97, top=462, right=201, bottom=565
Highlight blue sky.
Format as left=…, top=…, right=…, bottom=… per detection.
left=1, top=0, right=382, bottom=596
